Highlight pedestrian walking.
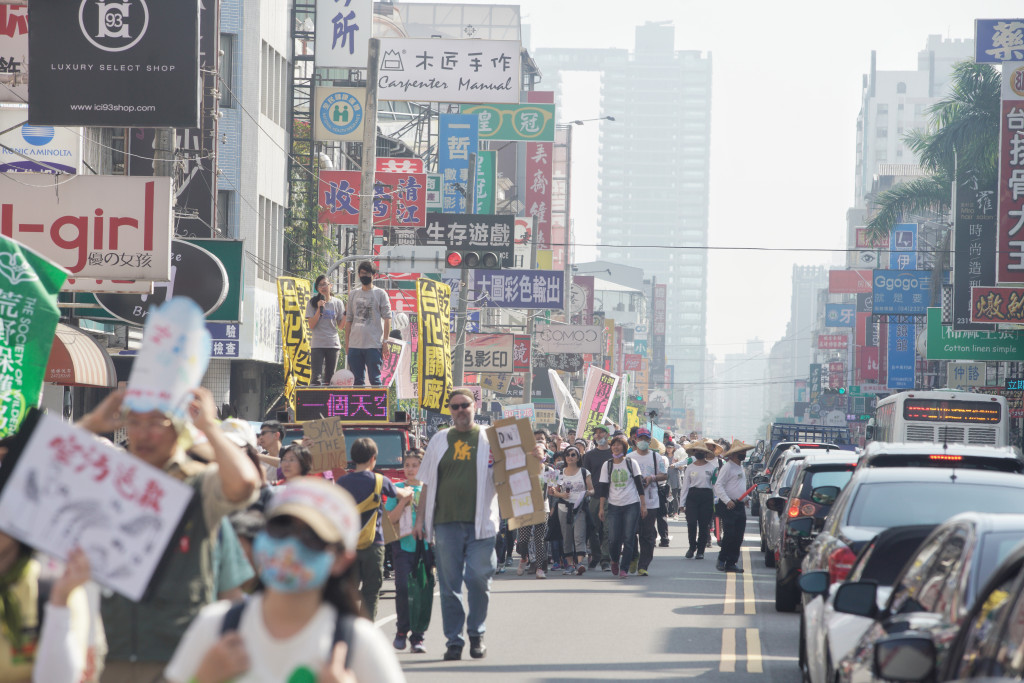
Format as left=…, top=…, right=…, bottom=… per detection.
left=550, top=447, right=594, bottom=575
left=413, top=388, right=545, bottom=661
left=516, top=465, right=551, bottom=578
left=678, top=441, right=717, bottom=559
left=713, top=440, right=755, bottom=573
left=666, top=442, right=682, bottom=518
left=305, top=274, right=346, bottom=386
left=342, top=261, right=392, bottom=386
left=598, top=435, right=647, bottom=579
left=581, top=424, right=613, bottom=570
left=385, top=449, right=430, bottom=653
left=631, top=427, right=668, bottom=576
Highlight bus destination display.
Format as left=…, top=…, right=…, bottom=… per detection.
left=903, top=399, right=1002, bottom=424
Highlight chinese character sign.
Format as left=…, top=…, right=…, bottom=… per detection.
left=886, top=322, right=916, bottom=390
left=380, top=338, right=407, bottom=388
left=825, top=303, right=856, bottom=327
left=462, top=333, right=514, bottom=373
left=998, top=64, right=1024, bottom=283
left=888, top=223, right=918, bottom=270
left=817, top=334, right=848, bottom=350
left=277, top=277, right=313, bottom=414
left=513, top=333, right=531, bottom=372
left=377, top=38, right=520, bottom=104
left=809, top=364, right=822, bottom=401
left=315, top=0, right=371, bottom=69
left=526, top=141, right=553, bottom=250
left=953, top=179, right=998, bottom=330
left=0, top=414, right=194, bottom=601
left=0, top=235, right=66, bottom=438
left=0, top=5, right=28, bottom=104
left=461, top=103, right=556, bottom=142
left=947, top=362, right=987, bottom=388
left=976, top=19, right=1024, bottom=63
left=439, top=114, right=478, bottom=214
left=319, top=170, right=426, bottom=227
left=406, top=213, right=513, bottom=265
left=580, top=365, right=619, bottom=438
left=970, top=285, right=1024, bottom=324
left=471, top=270, right=564, bottom=309
left=474, top=150, right=496, bottom=214
left=416, top=278, right=452, bottom=414
left=872, top=270, right=931, bottom=315
left=294, top=387, right=389, bottom=423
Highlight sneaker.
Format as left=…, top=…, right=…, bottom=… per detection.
left=443, top=645, right=463, bottom=661
left=551, top=562, right=562, bottom=571
left=411, top=642, right=427, bottom=654
left=563, top=566, right=574, bottom=575
left=610, top=561, right=619, bottom=575
left=393, top=634, right=407, bottom=651
left=576, top=564, right=586, bottom=576
left=638, top=568, right=649, bottom=576
left=629, top=559, right=639, bottom=574
left=469, top=636, right=486, bottom=659
left=724, top=564, right=744, bottom=573
left=685, top=548, right=695, bottom=559
left=588, top=557, right=600, bottom=569
left=601, top=561, right=611, bottom=572
left=659, top=540, right=670, bottom=548
left=516, top=559, right=527, bottom=576
left=696, top=552, right=705, bottom=560
left=716, top=562, right=726, bottom=572
left=535, top=568, right=547, bottom=579
left=496, top=566, right=505, bottom=574
left=619, top=570, right=628, bottom=578
left=504, top=557, right=514, bottom=567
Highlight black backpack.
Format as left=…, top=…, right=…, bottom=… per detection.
left=221, top=599, right=356, bottom=668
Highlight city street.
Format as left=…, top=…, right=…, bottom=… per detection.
left=374, top=515, right=801, bottom=682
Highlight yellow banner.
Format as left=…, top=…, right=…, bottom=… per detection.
left=626, top=405, right=640, bottom=433
left=277, top=277, right=312, bottom=415
left=417, top=278, right=453, bottom=414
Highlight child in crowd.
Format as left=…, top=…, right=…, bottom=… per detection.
left=385, top=450, right=430, bottom=654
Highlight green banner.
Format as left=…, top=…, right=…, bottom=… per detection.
left=474, top=150, right=496, bottom=214
left=925, top=307, right=1024, bottom=361
left=426, top=174, right=442, bottom=212
left=0, top=236, right=67, bottom=437
left=461, top=103, right=556, bottom=141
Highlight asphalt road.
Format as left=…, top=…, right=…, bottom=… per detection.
left=373, top=514, right=802, bottom=682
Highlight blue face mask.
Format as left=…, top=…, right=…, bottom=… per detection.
left=253, top=531, right=334, bottom=593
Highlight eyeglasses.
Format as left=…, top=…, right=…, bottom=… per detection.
left=449, top=402, right=472, bottom=411
left=266, top=516, right=328, bottom=552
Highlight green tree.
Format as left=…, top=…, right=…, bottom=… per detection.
left=286, top=119, right=342, bottom=282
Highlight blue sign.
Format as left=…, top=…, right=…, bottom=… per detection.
left=886, top=321, right=915, bottom=390
left=471, top=270, right=564, bottom=309
left=825, top=303, right=856, bottom=328
left=975, top=19, right=1024, bottom=63
left=451, top=309, right=480, bottom=332
left=207, top=322, right=240, bottom=358
left=888, top=223, right=918, bottom=270
left=439, top=114, right=478, bottom=214
left=318, top=90, right=363, bottom=137
left=872, top=270, right=931, bottom=315
left=633, top=339, right=648, bottom=356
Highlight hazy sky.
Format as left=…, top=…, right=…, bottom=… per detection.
left=450, top=0, right=1021, bottom=357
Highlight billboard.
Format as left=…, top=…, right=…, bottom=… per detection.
left=817, top=334, right=848, bottom=350
left=0, top=107, right=79, bottom=173
left=998, top=63, right=1024, bottom=282
left=970, top=285, right=1024, bottom=324
left=314, top=0, right=371, bottom=69
left=0, top=5, right=28, bottom=104
left=377, top=38, right=520, bottom=104
left=525, top=140, right=553, bottom=251
left=925, top=307, right=1024, bottom=361
left=28, top=0, right=201, bottom=127
left=953, top=178, right=997, bottom=330
left=472, top=270, right=563, bottom=309
left=975, top=20, right=1024, bottom=62
left=888, top=223, right=918, bottom=270
left=872, top=270, right=931, bottom=315
left=318, top=170, right=426, bottom=227
left=886, top=322, right=915, bottom=390
left=460, top=102, right=556, bottom=142
left=829, top=269, right=872, bottom=294
left=534, top=323, right=603, bottom=355
left=463, top=333, right=514, bottom=373
left=824, top=303, right=855, bottom=327
left=438, top=113, right=477, bottom=214
left=313, top=87, right=365, bottom=142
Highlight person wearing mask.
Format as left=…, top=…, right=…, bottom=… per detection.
left=278, top=443, right=313, bottom=484
left=384, top=450, right=429, bottom=654
left=712, top=440, right=755, bottom=573
left=342, top=261, right=392, bottom=386
left=163, top=478, right=404, bottom=683
left=597, top=435, right=646, bottom=579
left=677, top=441, right=717, bottom=559
left=549, top=447, right=593, bottom=575
left=582, top=424, right=613, bottom=571
left=631, top=427, right=668, bottom=576
left=306, top=275, right=346, bottom=386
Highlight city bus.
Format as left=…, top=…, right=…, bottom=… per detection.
left=867, top=389, right=1009, bottom=447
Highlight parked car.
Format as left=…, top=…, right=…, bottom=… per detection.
left=767, top=451, right=859, bottom=612
left=799, top=524, right=936, bottom=683
left=758, top=448, right=809, bottom=561
left=830, top=513, right=1024, bottom=682
left=760, top=457, right=804, bottom=567
left=857, top=441, right=1024, bottom=473
left=801, top=468, right=1024, bottom=596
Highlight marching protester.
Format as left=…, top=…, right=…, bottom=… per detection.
left=549, top=447, right=594, bottom=575
left=342, top=261, right=393, bottom=387
left=163, top=478, right=404, bottom=683
left=631, top=428, right=668, bottom=576
left=598, top=435, right=646, bottom=579
left=278, top=443, right=313, bottom=484
left=384, top=450, right=429, bottom=654
left=712, top=440, right=755, bottom=573
left=306, top=274, right=346, bottom=386
left=515, top=470, right=550, bottom=579
left=666, top=441, right=682, bottom=518
left=582, top=424, right=613, bottom=571
left=678, top=441, right=717, bottom=559
left=413, top=388, right=545, bottom=661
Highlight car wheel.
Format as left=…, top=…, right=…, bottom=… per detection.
left=775, top=568, right=799, bottom=612
left=765, top=544, right=776, bottom=567
left=760, top=531, right=767, bottom=553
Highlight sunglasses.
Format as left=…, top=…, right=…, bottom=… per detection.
left=266, top=515, right=328, bottom=552
left=449, top=402, right=472, bottom=411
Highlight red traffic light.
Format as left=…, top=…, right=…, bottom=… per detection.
left=446, top=251, right=463, bottom=267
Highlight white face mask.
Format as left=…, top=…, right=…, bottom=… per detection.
left=636, top=440, right=650, bottom=451
left=597, top=437, right=608, bottom=447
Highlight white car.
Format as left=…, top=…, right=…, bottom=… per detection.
left=798, top=524, right=936, bottom=683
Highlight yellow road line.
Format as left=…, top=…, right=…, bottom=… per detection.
left=719, top=628, right=736, bottom=672
left=724, top=569, right=736, bottom=615
left=742, top=548, right=755, bottom=615
left=746, top=628, right=763, bottom=673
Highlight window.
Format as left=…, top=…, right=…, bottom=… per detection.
left=897, top=82, right=907, bottom=94
left=877, top=103, right=888, bottom=116
left=876, top=127, right=888, bottom=138
left=219, top=34, right=234, bottom=107
left=217, top=190, right=231, bottom=236
left=260, top=41, right=288, bottom=127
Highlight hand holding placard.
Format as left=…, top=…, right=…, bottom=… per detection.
left=486, top=417, right=546, bottom=530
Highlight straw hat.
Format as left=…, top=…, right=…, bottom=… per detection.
left=685, top=441, right=713, bottom=458
left=721, top=439, right=756, bottom=459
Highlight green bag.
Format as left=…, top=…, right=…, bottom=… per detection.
left=407, top=540, right=435, bottom=634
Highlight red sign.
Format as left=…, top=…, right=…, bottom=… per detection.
left=624, top=354, right=642, bottom=372
left=818, top=334, right=848, bottom=350
left=387, top=288, right=417, bottom=313
left=376, top=158, right=424, bottom=174
left=998, top=68, right=1024, bottom=283
left=828, top=269, right=872, bottom=294
left=525, top=141, right=552, bottom=252
left=513, top=333, right=531, bottom=373
left=855, top=228, right=889, bottom=249
left=318, top=170, right=426, bottom=227
left=858, top=346, right=880, bottom=381
left=969, top=285, right=1024, bottom=323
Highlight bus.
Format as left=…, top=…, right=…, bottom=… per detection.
left=868, top=389, right=1009, bottom=447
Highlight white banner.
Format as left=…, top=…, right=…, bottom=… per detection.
left=535, top=323, right=603, bottom=354
left=314, top=0, right=372, bottom=69
left=0, top=106, right=80, bottom=174
left=0, top=174, right=172, bottom=283
left=548, top=369, right=580, bottom=420
left=378, top=38, right=521, bottom=104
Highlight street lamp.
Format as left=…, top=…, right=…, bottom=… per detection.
left=569, top=116, right=616, bottom=125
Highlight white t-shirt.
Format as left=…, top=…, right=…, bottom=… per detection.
left=599, top=457, right=641, bottom=507
left=633, top=450, right=668, bottom=509
left=164, top=595, right=404, bottom=683
left=557, top=468, right=588, bottom=508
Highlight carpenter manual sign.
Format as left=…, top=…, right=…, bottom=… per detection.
left=377, top=38, right=520, bottom=104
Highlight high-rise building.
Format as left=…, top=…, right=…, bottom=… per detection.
left=790, top=265, right=829, bottom=383
left=536, top=22, right=712, bottom=419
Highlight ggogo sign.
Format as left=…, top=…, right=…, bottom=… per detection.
left=872, top=269, right=931, bottom=315
left=535, top=323, right=603, bottom=354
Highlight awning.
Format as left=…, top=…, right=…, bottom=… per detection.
left=45, top=324, right=117, bottom=388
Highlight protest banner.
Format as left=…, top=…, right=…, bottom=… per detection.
left=302, top=416, right=348, bottom=471
left=417, top=278, right=453, bottom=414
left=0, top=236, right=67, bottom=438
left=548, top=368, right=581, bottom=430
left=580, top=365, right=620, bottom=437
left=486, top=417, right=545, bottom=530
left=0, top=414, right=194, bottom=601
left=277, top=277, right=313, bottom=414
left=501, top=402, right=535, bottom=420
left=380, top=338, right=407, bottom=388
left=294, top=387, right=389, bottom=423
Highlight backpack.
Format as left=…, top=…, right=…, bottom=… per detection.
left=602, top=458, right=643, bottom=499
left=221, top=599, right=355, bottom=668
left=355, top=474, right=385, bottom=551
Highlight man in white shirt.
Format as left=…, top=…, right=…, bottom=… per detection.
left=631, top=427, right=667, bottom=576
left=712, top=440, right=755, bottom=573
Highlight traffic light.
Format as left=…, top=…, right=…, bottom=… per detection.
left=837, top=387, right=846, bottom=395
left=445, top=249, right=500, bottom=269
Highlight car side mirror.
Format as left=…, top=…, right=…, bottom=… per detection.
left=798, top=570, right=829, bottom=596
left=754, top=475, right=768, bottom=484
left=872, top=633, right=935, bottom=682
left=811, top=485, right=841, bottom=506
left=756, top=482, right=770, bottom=493
left=765, top=496, right=785, bottom=513
left=833, top=581, right=878, bottom=618
left=779, top=486, right=792, bottom=498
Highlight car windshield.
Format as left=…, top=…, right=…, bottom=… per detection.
left=853, top=533, right=931, bottom=585
left=346, top=431, right=405, bottom=468
left=846, top=482, right=1024, bottom=529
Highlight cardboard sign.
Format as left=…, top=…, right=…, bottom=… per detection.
left=486, top=417, right=545, bottom=530
left=0, top=414, right=193, bottom=602
left=479, top=373, right=512, bottom=393
left=381, top=505, right=401, bottom=545
left=302, top=417, right=348, bottom=472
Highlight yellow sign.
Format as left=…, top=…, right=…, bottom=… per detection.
left=536, top=249, right=553, bottom=271
left=277, top=277, right=312, bottom=414
left=417, top=278, right=453, bottom=414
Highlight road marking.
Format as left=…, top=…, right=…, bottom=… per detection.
left=742, top=548, right=755, bottom=615
left=724, top=569, right=736, bottom=615
left=719, top=628, right=736, bottom=672
left=746, top=628, right=763, bottom=673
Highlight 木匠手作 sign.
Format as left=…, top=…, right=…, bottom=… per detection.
left=377, top=38, right=520, bottom=104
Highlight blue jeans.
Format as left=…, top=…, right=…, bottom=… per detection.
left=348, top=347, right=383, bottom=386
left=606, top=502, right=641, bottom=569
left=432, top=522, right=496, bottom=648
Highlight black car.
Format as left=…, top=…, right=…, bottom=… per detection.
left=766, top=451, right=858, bottom=611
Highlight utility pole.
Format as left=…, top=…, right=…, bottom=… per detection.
left=356, top=38, right=380, bottom=257
left=451, top=153, right=478, bottom=386
left=523, top=214, right=538, bottom=399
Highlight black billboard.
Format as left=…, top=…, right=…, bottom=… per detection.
left=29, top=0, right=200, bottom=127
